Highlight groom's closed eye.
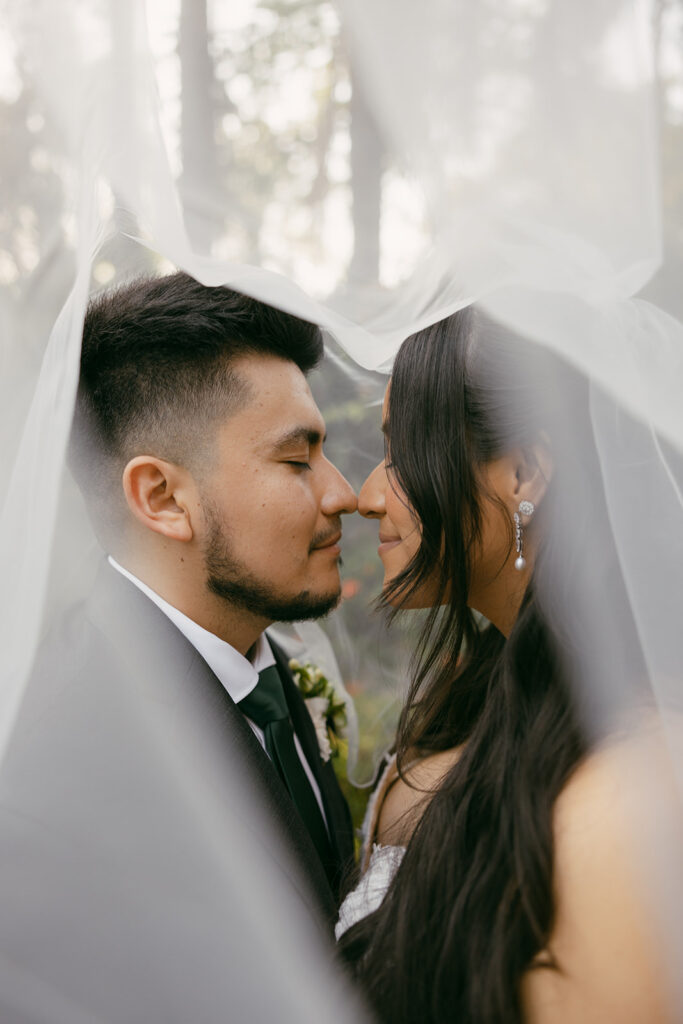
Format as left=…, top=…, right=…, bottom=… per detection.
left=270, top=426, right=327, bottom=470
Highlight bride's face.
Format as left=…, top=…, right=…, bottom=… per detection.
left=358, top=384, right=536, bottom=626
left=358, top=387, right=441, bottom=608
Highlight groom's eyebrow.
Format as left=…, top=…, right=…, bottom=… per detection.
left=270, top=427, right=326, bottom=453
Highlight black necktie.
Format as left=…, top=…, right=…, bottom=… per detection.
left=239, top=665, right=332, bottom=867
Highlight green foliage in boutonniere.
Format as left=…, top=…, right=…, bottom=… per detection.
left=289, top=659, right=348, bottom=765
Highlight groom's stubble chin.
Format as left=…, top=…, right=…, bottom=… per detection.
left=202, top=506, right=342, bottom=623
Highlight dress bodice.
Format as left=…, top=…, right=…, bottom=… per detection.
left=335, top=752, right=406, bottom=938
left=335, top=842, right=405, bottom=938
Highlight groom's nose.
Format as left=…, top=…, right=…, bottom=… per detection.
left=319, top=458, right=358, bottom=517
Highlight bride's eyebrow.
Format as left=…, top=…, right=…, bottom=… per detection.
left=270, top=427, right=326, bottom=453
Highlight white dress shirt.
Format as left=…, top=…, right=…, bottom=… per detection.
left=108, top=557, right=329, bottom=829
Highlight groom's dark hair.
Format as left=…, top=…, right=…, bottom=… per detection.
left=70, top=271, right=323, bottom=523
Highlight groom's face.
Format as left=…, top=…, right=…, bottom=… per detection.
left=198, top=353, right=357, bottom=622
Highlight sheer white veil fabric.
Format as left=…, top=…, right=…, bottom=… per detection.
left=1, top=0, right=682, bottom=1018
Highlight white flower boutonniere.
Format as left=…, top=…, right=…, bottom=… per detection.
left=289, top=659, right=348, bottom=764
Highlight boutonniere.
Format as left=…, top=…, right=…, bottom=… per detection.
left=289, top=659, right=348, bottom=764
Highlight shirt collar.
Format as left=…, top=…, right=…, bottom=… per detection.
left=107, top=556, right=275, bottom=704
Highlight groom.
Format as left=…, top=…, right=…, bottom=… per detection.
left=2, top=273, right=357, bottom=949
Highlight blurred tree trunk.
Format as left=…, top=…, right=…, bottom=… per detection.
left=641, top=0, right=683, bottom=319
left=348, top=67, right=383, bottom=284
left=179, top=0, right=223, bottom=253
left=104, top=1, right=157, bottom=283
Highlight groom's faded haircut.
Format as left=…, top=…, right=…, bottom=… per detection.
left=70, top=271, right=323, bottom=527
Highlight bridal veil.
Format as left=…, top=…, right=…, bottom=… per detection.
left=1, top=0, right=682, bottom=1017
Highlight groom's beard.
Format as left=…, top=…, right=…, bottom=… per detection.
left=203, top=505, right=341, bottom=622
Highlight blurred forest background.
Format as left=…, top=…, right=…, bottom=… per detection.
left=2, top=0, right=683, bottom=819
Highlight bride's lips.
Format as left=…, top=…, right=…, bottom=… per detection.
left=378, top=534, right=402, bottom=556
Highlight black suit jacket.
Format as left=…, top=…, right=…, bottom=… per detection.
left=0, top=562, right=355, bottom=1019
left=270, top=639, right=355, bottom=897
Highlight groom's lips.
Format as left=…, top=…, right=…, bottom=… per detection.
left=311, top=531, right=342, bottom=554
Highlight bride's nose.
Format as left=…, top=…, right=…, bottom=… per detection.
left=358, top=461, right=387, bottom=519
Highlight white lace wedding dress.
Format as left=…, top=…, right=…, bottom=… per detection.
left=335, top=754, right=405, bottom=939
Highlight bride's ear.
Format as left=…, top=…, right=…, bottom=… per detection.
left=122, top=456, right=195, bottom=542
left=512, top=434, right=553, bottom=511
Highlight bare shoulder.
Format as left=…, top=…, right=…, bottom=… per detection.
left=522, top=716, right=683, bottom=1023
left=375, top=746, right=462, bottom=847
left=551, top=713, right=683, bottom=855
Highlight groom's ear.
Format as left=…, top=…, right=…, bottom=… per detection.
left=122, top=456, right=196, bottom=543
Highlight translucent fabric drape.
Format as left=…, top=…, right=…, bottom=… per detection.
left=1, top=0, right=683, bottom=1017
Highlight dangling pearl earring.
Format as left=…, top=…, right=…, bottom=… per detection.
left=514, top=500, right=535, bottom=571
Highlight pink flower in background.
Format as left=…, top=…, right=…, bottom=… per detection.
left=341, top=578, right=361, bottom=600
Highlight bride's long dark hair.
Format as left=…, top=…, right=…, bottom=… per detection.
left=340, top=308, right=645, bottom=1022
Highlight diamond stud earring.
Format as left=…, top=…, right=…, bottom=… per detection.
left=513, top=500, right=535, bottom=571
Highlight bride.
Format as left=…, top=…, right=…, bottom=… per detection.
left=337, top=306, right=678, bottom=1022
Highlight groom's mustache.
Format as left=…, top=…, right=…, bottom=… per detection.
left=309, top=519, right=343, bottom=553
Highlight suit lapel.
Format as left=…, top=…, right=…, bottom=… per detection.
left=269, top=639, right=355, bottom=894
